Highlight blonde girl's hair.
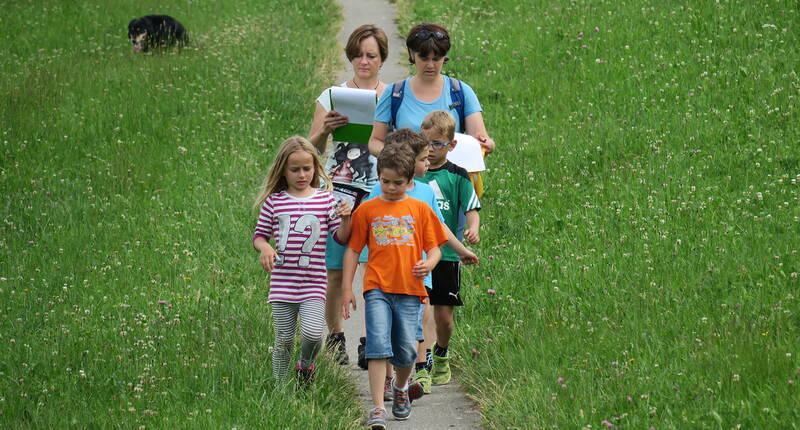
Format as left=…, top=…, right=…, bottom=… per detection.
left=253, top=136, right=331, bottom=210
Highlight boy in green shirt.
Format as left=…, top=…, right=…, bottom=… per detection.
left=418, top=111, right=481, bottom=385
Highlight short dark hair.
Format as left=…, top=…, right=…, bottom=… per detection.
left=385, top=128, right=428, bottom=158
left=345, top=24, right=389, bottom=63
left=406, top=22, right=450, bottom=64
left=377, top=144, right=415, bottom=180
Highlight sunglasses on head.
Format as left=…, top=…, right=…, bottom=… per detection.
left=415, top=29, right=448, bottom=41
left=429, top=140, right=451, bottom=148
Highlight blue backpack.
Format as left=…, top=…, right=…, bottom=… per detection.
left=389, top=76, right=466, bottom=132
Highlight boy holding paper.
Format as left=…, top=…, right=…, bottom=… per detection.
left=417, top=110, right=481, bottom=386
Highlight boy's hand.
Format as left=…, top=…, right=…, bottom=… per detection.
left=412, top=259, right=435, bottom=279
left=336, top=200, right=352, bottom=218
left=341, top=289, right=357, bottom=320
left=463, top=228, right=480, bottom=244
left=259, top=248, right=277, bottom=272
left=460, top=249, right=479, bottom=265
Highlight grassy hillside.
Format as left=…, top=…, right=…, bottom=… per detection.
left=395, top=0, right=799, bottom=428
left=1, top=1, right=364, bottom=428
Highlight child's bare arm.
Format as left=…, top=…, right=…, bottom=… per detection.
left=334, top=201, right=352, bottom=243
left=463, top=210, right=481, bottom=244
left=441, top=223, right=478, bottom=265
left=413, top=246, right=442, bottom=279
left=253, top=237, right=277, bottom=272
left=341, top=248, right=359, bottom=319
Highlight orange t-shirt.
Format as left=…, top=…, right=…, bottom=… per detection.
left=348, top=196, right=447, bottom=298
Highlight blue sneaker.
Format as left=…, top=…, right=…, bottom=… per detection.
left=392, top=381, right=422, bottom=421
left=391, top=384, right=412, bottom=420
left=366, top=407, right=387, bottom=429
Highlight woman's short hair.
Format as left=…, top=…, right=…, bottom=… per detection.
left=406, top=22, right=450, bottom=63
left=345, top=24, right=389, bottom=63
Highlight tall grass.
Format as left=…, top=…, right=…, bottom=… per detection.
left=1, top=1, right=364, bottom=428
left=396, top=0, right=799, bottom=428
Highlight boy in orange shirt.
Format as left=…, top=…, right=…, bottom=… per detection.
left=342, top=144, right=447, bottom=429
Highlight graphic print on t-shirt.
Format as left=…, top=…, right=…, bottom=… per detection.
left=371, top=215, right=416, bottom=247
left=427, top=180, right=451, bottom=212
left=329, top=142, right=373, bottom=183
left=274, top=213, right=321, bottom=267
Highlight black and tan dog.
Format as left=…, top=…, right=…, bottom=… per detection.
left=128, top=15, right=188, bottom=52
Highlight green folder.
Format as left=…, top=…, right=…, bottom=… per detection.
left=330, top=88, right=375, bottom=144
left=333, top=123, right=373, bottom=144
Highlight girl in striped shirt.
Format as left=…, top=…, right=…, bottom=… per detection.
left=253, top=136, right=352, bottom=383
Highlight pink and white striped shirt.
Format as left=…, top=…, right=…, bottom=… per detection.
left=253, top=190, right=342, bottom=303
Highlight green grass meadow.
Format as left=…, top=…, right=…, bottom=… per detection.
left=394, top=0, right=800, bottom=428
left=1, top=1, right=363, bottom=428
left=2, top=0, right=799, bottom=428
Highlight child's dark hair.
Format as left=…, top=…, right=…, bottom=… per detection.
left=385, top=128, right=428, bottom=158
left=377, top=144, right=415, bottom=181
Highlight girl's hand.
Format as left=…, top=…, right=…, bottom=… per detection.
left=463, top=228, right=480, bottom=244
left=322, top=111, right=349, bottom=134
left=412, top=259, right=435, bottom=279
left=336, top=200, right=352, bottom=218
left=259, top=248, right=278, bottom=272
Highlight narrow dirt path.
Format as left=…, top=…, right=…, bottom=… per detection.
left=331, top=1, right=483, bottom=428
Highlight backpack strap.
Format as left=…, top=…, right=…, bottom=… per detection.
left=389, top=79, right=406, bottom=131
left=447, top=76, right=466, bottom=133
left=391, top=77, right=466, bottom=132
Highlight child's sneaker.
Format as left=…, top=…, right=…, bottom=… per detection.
left=325, top=332, right=349, bottom=365
left=431, top=354, right=451, bottom=385
left=384, top=376, right=423, bottom=401
left=295, top=361, right=316, bottom=387
left=407, top=379, right=424, bottom=401
left=357, top=337, right=368, bottom=370
left=383, top=376, right=393, bottom=401
left=413, top=368, right=432, bottom=394
left=391, top=384, right=412, bottom=420
left=366, top=407, right=387, bottom=430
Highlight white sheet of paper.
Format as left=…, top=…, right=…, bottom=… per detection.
left=447, top=133, right=486, bottom=172
left=329, top=87, right=377, bottom=125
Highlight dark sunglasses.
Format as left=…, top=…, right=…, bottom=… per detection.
left=415, top=30, right=448, bottom=41
left=429, top=140, right=451, bottom=148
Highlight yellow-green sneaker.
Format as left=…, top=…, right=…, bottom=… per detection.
left=431, top=354, right=451, bottom=385
left=414, top=368, right=432, bottom=394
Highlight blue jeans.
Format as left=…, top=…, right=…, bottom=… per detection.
left=364, top=288, right=420, bottom=368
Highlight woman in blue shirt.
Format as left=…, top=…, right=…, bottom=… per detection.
left=368, top=22, right=496, bottom=158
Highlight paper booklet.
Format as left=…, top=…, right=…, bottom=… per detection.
left=447, top=133, right=486, bottom=172
left=329, top=87, right=377, bottom=144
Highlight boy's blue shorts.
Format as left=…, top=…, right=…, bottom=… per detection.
left=364, top=288, right=420, bottom=368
